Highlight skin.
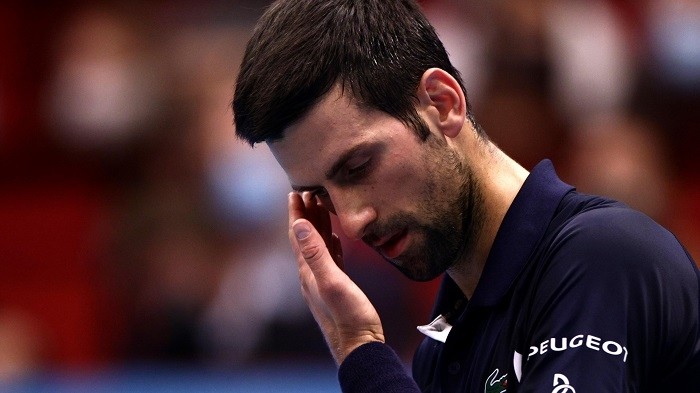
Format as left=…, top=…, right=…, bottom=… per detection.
left=269, top=68, right=529, bottom=364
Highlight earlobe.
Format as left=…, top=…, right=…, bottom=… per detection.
left=417, top=68, right=466, bottom=138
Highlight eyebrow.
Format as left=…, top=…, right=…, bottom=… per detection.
left=291, top=142, right=373, bottom=193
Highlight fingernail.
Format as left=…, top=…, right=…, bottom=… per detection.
left=293, top=222, right=311, bottom=240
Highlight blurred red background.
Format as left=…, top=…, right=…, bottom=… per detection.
left=0, top=0, right=698, bottom=382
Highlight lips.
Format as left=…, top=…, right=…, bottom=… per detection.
left=375, top=228, right=409, bottom=259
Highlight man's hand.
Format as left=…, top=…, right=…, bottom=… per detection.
left=288, top=192, right=385, bottom=365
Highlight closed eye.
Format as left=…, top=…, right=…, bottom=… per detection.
left=346, top=158, right=372, bottom=178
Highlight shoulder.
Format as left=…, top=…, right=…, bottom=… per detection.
left=529, top=201, right=699, bottom=333
left=517, top=201, right=700, bottom=388
left=546, top=203, right=695, bottom=279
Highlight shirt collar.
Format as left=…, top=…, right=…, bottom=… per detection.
left=430, top=159, right=574, bottom=318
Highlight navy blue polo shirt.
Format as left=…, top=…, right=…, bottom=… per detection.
left=338, top=160, right=700, bottom=392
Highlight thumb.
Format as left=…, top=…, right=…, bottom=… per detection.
left=292, top=219, right=337, bottom=280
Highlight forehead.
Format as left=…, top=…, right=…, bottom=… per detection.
left=268, top=86, right=392, bottom=185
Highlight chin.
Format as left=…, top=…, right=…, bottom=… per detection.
left=387, top=255, right=447, bottom=282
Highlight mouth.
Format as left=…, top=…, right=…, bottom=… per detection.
left=374, top=228, right=409, bottom=260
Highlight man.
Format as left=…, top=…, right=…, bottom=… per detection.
left=232, top=0, right=700, bottom=391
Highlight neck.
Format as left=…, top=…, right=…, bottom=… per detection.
left=446, top=139, right=529, bottom=298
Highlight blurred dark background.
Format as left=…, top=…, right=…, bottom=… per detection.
left=0, top=0, right=698, bottom=389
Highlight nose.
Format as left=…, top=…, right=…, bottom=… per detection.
left=329, top=189, right=377, bottom=241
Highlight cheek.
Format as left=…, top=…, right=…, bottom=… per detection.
left=373, top=156, right=429, bottom=210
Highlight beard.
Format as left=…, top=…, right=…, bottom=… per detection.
left=365, top=136, right=485, bottom=281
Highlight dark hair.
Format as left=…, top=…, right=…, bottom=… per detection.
left=233, top=0, right=480, bottom=145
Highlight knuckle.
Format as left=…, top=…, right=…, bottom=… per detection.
left=300, top=241, right=325, bottom=262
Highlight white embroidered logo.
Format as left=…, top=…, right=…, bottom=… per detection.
left=552, top=373, right=576, bottom=393
left=484, top=368, right=507, bottom=393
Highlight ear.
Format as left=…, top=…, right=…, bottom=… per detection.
left=416, top=68, right=467, bottom=138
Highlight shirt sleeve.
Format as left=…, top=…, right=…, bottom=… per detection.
left=338, top=342, right=422, bottom=393
left=517, top=207, right=700, bottom=392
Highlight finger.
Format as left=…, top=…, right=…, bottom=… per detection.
left=288, top=192, right=306, bottom=228
left=289, top=225, right=305, bottom=270
left=289, top=199, right=312, bottom=272
left=301, top=191, right=316, bottom=219
left=314, top=195, right=333, bottom=244
left=331, top=233, right=344, bottom=271
left=289, top=224, right=322, bottom=306
left=302, top=191, right=332, bottom=248
left=292, top=218, right=342, bottom=284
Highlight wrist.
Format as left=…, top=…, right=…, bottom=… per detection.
left=337, top=332, right=385, bottom=365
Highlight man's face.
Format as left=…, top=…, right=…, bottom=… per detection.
left=269, top=87, right=482, bottom=281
